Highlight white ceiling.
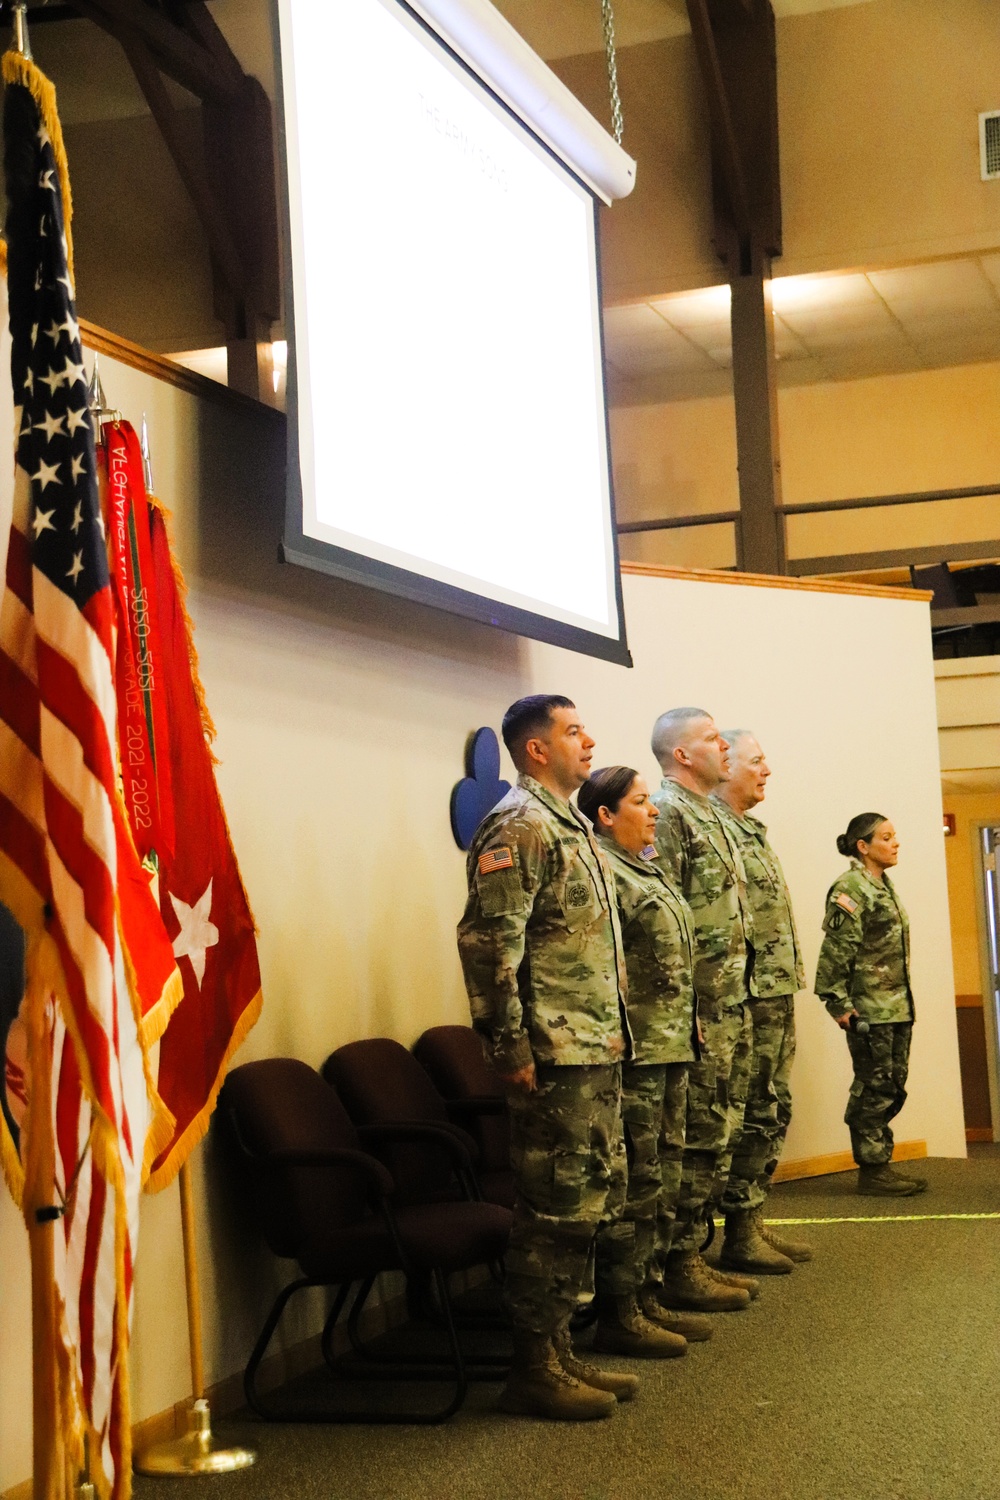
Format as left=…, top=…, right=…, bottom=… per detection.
left=604, top=256, right=1000, bottom=401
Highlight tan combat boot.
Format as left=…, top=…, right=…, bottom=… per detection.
left=857, top=1163, right=926, bottom=1197
left=702, top=1255, right=761, bottom=1300
left=757, top=1209, right=814, bottom=1263
left=498, top=1331, right=617, bottom=1420
left=552, top=1328, right=640, bottom=1402
left=593, top=1294, right=687, bottom=1359
left=640, top=1288, right=714, bottom=1342
left=719, top=1209, right=795, bottom=1275
left=658, top=1250, right=750, bottom=1312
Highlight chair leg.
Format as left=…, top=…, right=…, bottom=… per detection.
left=245, top=1272, right=475, bottom=1425
left=245, top=1277, right=321, bottom=1418
left=428, top=1266, right=468, bottom=1422
left=320, top=1282, right=355, bottom=1372
left=345, top=1274, right=379, bottom=1358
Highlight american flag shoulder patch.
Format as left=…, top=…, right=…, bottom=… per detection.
left=479, top=846, right=514, bottom=875
left=835, top=891, right=859, bottom=914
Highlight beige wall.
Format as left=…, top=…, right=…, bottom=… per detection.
left=0, top=363, right=966, bottom=1491
left=529, top=571, right=964, bottom=1171
left=612, top=358, right=1000, bottom=570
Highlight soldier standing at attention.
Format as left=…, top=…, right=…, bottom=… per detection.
left=649, top=707, right=757, bottom=1313
left=577, top=766, right=713, bottom=1352
left=458, top=695, right=637, bottom=1421
left=712, top=731, right=814, bottom=1273
left=815, top=812, right=926, bottom=1198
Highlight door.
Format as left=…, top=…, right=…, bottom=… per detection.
left=975, top=824, right=1000, bottom=1141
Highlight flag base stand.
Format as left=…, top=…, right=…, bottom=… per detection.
left=133, top=1399, right=256, bottom=1476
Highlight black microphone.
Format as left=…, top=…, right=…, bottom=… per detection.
left=848, top=1013, right=870, bottom=1035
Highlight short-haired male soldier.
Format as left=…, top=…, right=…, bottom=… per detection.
left=649, top=707, right=756, bottom=1313
left=712, top=731, right=814, bottom=1273
left=458, top=695, right=642, bottom=1420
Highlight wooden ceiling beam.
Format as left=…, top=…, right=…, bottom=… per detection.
left=69, top=0, right=241, bottom=104
left=119, top=30, right=250, bottom=302
left=685, top=0, right=752, bottom=251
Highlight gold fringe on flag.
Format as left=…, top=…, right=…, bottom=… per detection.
left=1, top=52, right=75, bottom=284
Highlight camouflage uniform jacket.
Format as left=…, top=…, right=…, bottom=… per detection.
left=457, top=774, right=630, bottom=1074
left=598, top=834, right=699, bottom=1065
left=651, top=779, right=754, bottom=1015
left=814, top=864, right=913, bottom=1024
left=711, top=801, right=805, bottom=998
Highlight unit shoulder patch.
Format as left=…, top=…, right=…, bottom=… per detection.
left=479, top=846, right=514, bottom=876
left=566, top=882, right=592, bottom=908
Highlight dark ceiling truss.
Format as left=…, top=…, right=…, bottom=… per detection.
left=683, top=0, right=786, bottom=574
left=3, top=0, right=280, bottom=400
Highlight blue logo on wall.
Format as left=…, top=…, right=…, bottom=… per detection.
left=451, top=727, right=511, bottom=850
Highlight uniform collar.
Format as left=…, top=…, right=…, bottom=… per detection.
left=596, top=830, right=661, bottom=876
left=710, top=793, right=766, bottom=835
left=518, top=773, right=589, bottom=832
left=850, top=859, right=894, bottom=893
left=660, top=777, right=715, bottom=818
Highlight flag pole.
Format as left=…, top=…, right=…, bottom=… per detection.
left=130, top=412, right=252, bottom=1478
left=26, top=995, right=65, bottom=1500
left=10, top=9, right=65, bottom=1494
left=132, top=1154, right=256, bottom=1476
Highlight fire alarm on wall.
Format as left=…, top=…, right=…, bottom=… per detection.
left=980, top=112, right=1000, bottom=181
left=943, top=812, right=956, bottom=836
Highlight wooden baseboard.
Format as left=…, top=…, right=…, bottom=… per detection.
left=966, top=1126, right=994, bottom=1143
left=3, top=1282, right=412, bottom=1499
left=773, top=1139, right=927, bottom=1183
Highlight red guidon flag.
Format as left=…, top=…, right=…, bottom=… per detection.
left=0, top=52, right=179, bottom=1500
left=100, top=422, right=262, bottom=1192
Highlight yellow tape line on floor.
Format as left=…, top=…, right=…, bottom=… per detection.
left=767, top=1213, right=1000, bottom=1224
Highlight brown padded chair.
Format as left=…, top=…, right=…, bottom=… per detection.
left=412, top=1025, right=514, bottom=1210
left=321, top=1038, right=484, bottom=1206
left=220, top=1057, right=511, bottom=1423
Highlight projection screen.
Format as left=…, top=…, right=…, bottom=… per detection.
left=276, top=0, right=634, bottom=665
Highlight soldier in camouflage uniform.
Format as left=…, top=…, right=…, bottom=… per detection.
left=458, top=695, right=661, bottom=1421
left=648, top=707, right=756, bottom=1314
left=815, top=812, right=926, bottom=1197
left=577, top=767, right=713, bottom=1350
left=712, top=731, right=813, bottom=1273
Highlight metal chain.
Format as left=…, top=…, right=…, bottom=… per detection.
left=600, top=0, right=624, bottom=145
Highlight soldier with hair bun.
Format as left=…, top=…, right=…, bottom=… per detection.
left=815, top=812, right=926, bottom=1197
left=577, top=766, right=712, bottom=1351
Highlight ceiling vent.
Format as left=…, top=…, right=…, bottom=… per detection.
left=980, top=111, right=1000, bottom=180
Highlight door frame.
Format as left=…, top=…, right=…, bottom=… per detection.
left=971, top=819, right=1000, bottom=1143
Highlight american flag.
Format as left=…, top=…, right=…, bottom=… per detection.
left=0, top=58, right=149, bottom=1496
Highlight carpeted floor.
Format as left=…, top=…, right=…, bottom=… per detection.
left=134, top=1147, right=1000, bottom=1500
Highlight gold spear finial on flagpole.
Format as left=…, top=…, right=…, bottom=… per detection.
left=11, top=2, right=32, bottom=59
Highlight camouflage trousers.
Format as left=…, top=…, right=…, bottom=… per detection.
left=504, top=1064, right=627, bottom=1335
left=721, top=994, right=796, bottom=1214
left=845, top=1021, right=912, bottom=1166
left=666, top=1004, right=753, bottom=1257
left=618, top=1061, right=689, bottom=1288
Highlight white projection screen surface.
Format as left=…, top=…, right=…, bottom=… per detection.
left=277, top=0, right=631, bottom=665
